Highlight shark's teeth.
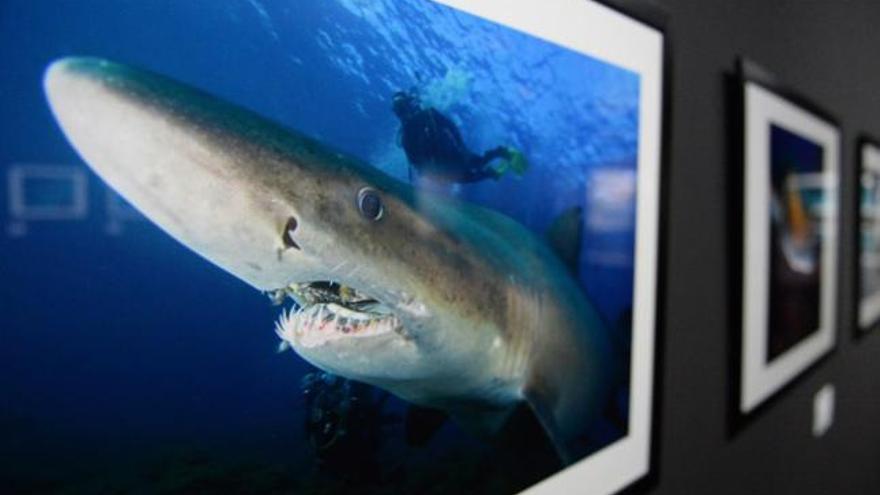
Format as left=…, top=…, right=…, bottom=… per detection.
left=275, top=302, right=402, bottom=349
left=266, top=289, right=286, bottom=306
left=272, top=280, right=405, bottom=350
left=274, top=306, right=298, bottom=348
left=324, top=302, right=373, bottom=321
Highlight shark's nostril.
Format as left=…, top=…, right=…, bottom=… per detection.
left=282, top=216, right=300, bottom=249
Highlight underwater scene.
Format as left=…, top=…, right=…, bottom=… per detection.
left=1, top=1, right=639, bottom=493
left=767, top=123, right=824, bottom=361
left=859, top=142, right=880, bottom=329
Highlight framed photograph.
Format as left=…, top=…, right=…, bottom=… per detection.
left=857, top=137, right=880, bottom=333
left=5, top=163, right=89, bottom=237
left=733, top=59, right=839, bottom=419
left=33, top=0, right=664, bottom=494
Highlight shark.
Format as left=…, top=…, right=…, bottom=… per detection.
left=43, top=57, right=614, bottom=461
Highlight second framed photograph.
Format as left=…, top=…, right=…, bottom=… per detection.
left=734, top=59, right=840, bottom=419
left=857, top=137, right=880, bottom=334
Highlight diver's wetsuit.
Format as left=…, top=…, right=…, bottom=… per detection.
left=395, top=95, right=510, bottom=183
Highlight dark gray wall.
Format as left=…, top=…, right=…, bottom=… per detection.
left=650, top=1, right=880, bottom=493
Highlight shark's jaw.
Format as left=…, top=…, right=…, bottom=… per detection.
left=271, top=281, right=408, bottom=350
left=268, top=278, right=428, bottom=387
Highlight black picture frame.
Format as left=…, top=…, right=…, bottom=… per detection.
left=726, top=58, right=840, bottom=433
left=38, top=1, right=672, bottom=493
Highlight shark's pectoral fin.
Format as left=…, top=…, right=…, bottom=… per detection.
left=545, top=206, right=584, bottom=274
left=448, top=399, right=566, bottom=469
left=405, top=405, right=448, bottom=446
left=489, top=400, right=565, bottom=472
left=448, top=406, right=513, bottom=437
left=521, top=389, right=575, bottom=466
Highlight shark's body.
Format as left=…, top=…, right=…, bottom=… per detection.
left=44, top=57, right=612, bottom=459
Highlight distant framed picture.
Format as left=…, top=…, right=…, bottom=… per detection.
left=857, top=137, right=880, bottom=333
left=6, top=163, right=88, bottom=237
left=733, top=59, right=839, bottom=418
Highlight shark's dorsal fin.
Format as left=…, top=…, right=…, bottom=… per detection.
left=545, top=206, right=584, bottom=273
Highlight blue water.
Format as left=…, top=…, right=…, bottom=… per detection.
left=0, top=1, right=639, bottom=492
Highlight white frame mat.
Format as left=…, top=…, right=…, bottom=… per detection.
left=739, top=81, right=839, bottom=414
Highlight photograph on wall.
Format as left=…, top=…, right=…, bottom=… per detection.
left=738, top=61, right=839, bottom=416
left=858, top=138, right=880, bottom=333
left=3, top=1, right=664, bottom=494
left=766, top=124, right=825, bottom=360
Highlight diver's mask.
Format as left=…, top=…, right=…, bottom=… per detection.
left=392, top=91, right=420, bottom=119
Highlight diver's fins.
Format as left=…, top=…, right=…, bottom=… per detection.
left=404, top=405, right=448, bottom=446
left=523, top=389, right=575, bottom=466
left=505, top=147, right=530, bottom=176
left=545, top=206, right=584, bottom=274
left=493, top=147, right=530, bottom=178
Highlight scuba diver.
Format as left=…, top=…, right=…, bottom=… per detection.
left=300, top=371, right=393, bottom=481
left=391, top=90, right=529, bottom=184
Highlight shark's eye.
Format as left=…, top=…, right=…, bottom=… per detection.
left=357, top=187, right=384, bottom=221
left=282, top=216, right=300, bottom=249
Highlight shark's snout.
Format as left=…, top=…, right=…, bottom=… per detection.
left=44, top=57, right=306, bottom=290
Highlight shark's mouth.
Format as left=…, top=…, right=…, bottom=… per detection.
left=269, top=282, right=404, bottom=349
